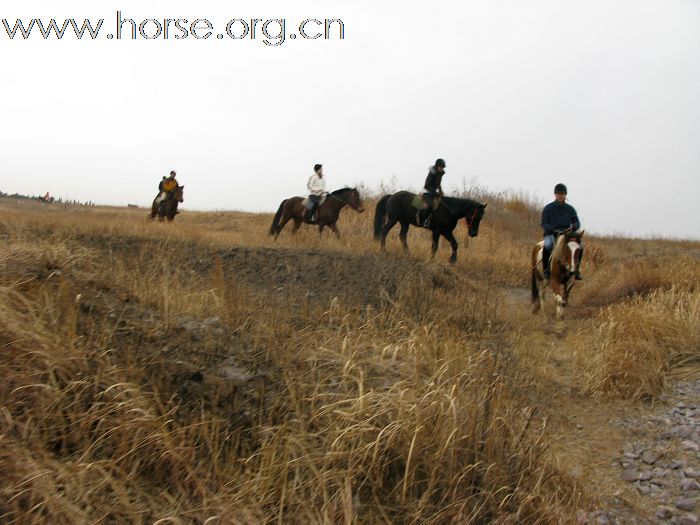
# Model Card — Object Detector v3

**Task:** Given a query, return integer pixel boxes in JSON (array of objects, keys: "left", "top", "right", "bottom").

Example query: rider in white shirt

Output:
[{"left": 307, "top": 164, "right": 326, "bottom": 222}]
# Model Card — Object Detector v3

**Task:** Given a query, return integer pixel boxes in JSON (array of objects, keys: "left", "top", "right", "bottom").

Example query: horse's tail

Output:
[
  {"left": 373, "top": 195, "right": 391, "bottom": 240},
  {"left": 270, "top": 200, "right": 286, "bottom": 236}
]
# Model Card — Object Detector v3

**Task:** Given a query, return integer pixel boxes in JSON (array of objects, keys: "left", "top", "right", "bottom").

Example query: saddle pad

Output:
[
  {"left": 302, "top": 195, "right": 328, "bottom": 209},
  {"left": 411, "top": 194, "right": 425, "bottom": 210}
]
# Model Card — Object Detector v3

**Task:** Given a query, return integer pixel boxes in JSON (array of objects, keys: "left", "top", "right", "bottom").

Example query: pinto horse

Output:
[
  {"left": 149, "top": 186, "right": 184, "bottom": 222},
  {"left": 269, "top": 187, "right": 365, "bottom": 240},
  {"left": 373, "top": 191, "right": 487, "bottom": 263},
  {"left": 531, "top": 230, "right": 584, "bottom": 319}
]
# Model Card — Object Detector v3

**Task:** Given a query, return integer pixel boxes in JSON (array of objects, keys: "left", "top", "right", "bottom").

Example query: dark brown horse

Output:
[
  {"left": 149, "top": 186, "right": 184, "bottom": 222},
  {"left": 269, "top": 187, "right": 365, "bottom": 239},
  {"left": 374, "top": 191, "right": 487, "bottom": 263},
  {"left": 531, "top": 230, "right": 584, "bottom": 319}
]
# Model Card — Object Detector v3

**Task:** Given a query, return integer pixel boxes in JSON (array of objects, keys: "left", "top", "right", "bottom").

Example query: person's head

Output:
[
  {"left": 314, "top": 164, "right": 323, "bottom": 177},
  {"left": 435, "top": 158, "right": 446, "bottom": 175},
  {"left": 169, "top": 171, "right": 177, "bottom": 179},
  {"left": 554, "top": 183, "right": 567, "bottom": 203}
]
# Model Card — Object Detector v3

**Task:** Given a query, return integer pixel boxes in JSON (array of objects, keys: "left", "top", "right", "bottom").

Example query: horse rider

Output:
[
  {"left": 307, "top": 163, "right": 326, "bottom": 222},
  {"left": 422, "top": 158, "right": 446, "bottom": 227},
  {"left": 541, "top": 183, "right": 583, "bottom": 280},
  {"left": 156, "top": 171, "right": 178, "bottom": 205}
]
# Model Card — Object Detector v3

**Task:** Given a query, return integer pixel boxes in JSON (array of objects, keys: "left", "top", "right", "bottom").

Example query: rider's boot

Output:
[
  {"left": 574, "top": 247, "right": 584, "bottom": 280},
  {"left": 542, "top": 247, "right": 551, "bottom": 279}
]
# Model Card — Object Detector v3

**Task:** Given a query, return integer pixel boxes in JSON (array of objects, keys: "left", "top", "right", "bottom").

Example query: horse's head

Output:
[
  {"left": 175, "top": 185, "right": 185, "bottom": 203},
  {"left": 466, "top": 203, "right": 487, "bottom": 237},
  {"left": 333, "top": 187, "right": 365, "bottom": 213},
  {"left": 348, "top": 187, "right": 365, "bottom": 213},
  {"left": 558, "top": 231, "right": 584, "bottom": 296}
]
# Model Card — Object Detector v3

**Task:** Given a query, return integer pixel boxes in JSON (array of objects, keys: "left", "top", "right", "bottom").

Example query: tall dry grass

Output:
[
  {"left": 0, "top": 200, "right": 583, "bottom": 524},
  {"left": 1, "top": 192, "right": 699, "bottom": 523},
  {"left": 583, "top": 287, "right": 700, "bottom": 400}
]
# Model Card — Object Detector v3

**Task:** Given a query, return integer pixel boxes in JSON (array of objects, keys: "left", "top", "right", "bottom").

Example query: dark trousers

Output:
[
  {"left": 308, "top": 195, "right": 320, "bottom": 218},
  {"left": 422, "top": 192, "right": 439, "bottom": 225}
]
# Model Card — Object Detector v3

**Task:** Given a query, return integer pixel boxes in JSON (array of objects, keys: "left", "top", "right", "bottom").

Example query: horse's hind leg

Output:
[
  {"left": 399, "top": 222, "right": 409, "bottom": 251},
  {"left": 276, "top": 214, "right": 294, "bottom": 238},
  {"left": 532, "top": 277, "right": 543, "bottom": 314},
  {"left": 380, "top": 217, "right": 399, "bottom": 252}
]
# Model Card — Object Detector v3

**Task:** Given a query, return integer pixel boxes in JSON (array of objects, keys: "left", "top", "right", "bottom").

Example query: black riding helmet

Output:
[
  {"left": 554, "top": 183, "right": 567, "bottom": 194},
  {"left": 435, "top": 158, "right": 446, "bottom": 168},
  {"left": 314, "top": 164, "right": 323, "bottom": 173}
]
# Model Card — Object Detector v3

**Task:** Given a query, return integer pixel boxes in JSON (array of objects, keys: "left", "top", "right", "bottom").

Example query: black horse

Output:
[{"left": 374, "top": 191, "right": 487, "bottom": 263}]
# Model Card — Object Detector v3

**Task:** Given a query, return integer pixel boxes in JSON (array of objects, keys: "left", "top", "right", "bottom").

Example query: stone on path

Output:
[
  {"left": 621, "top": 469, "right": 639, "bottom": 482},
  {"left": 677, "top": 498, "right": 696, "bottom": 512},
  {"left": 680, "top": 514, "right": 699, "bottom": 525}
]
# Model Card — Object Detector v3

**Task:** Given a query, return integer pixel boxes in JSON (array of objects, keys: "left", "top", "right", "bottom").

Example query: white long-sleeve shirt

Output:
[{"left": 307, "top": 173, "right": 326, "bottom": 196}]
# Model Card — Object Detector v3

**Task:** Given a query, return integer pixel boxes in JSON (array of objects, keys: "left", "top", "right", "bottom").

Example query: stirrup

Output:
[{"left": 543, "top": 269, "right": 551, "bottom": 279}]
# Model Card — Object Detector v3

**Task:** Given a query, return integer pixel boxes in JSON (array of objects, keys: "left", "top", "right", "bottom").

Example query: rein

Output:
[
  {"left": 328, "top": 190, "right": 358, "bottom": 210},
  {"left": 465, "top": 207, "right": 479, "bottom": 229}
]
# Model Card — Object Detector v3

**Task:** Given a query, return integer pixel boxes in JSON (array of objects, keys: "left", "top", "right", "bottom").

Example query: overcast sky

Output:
[{"left": 1, "top": 0, "right": 698, "bottom": 238}]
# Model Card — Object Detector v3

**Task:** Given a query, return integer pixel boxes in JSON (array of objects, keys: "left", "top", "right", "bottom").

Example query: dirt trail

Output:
[{"left": 501, "top": 287, "right": 700, "bottom": 524}]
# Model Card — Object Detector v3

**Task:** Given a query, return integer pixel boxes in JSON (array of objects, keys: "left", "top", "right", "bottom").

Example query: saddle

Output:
[
  {"left": 411, "top": 194, "right": 426, "bottom": 210},
  {"left": 302, "top": 194, "right": 328, "bottom": 209},
  {"left": 411, "top": 193, "right": 440, "bottom": 211}
]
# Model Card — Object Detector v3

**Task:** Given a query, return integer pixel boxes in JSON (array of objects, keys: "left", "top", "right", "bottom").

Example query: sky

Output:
[{"left": 0, "top": 0, "right": 698, "bottom": 239}]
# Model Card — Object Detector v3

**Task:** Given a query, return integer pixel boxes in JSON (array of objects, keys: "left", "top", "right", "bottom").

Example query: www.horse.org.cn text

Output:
[{"left": 1, "top": 12, "right": 346, "bottom": 46}]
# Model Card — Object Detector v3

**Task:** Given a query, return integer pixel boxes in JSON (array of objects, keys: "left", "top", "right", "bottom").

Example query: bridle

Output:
[
  {"left": 330, "top": 189, "right": 362, "bottom": 211},
  {"left": 465, "top": 207, "right": 480, "bottom": 230}
]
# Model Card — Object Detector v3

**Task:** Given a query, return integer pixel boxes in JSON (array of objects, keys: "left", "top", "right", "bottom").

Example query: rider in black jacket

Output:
[
  {"left": 541, "top": 183, "right": 583, "bottom": 279},
  {"left": 422, "top": 158, "right": 446, "bottom": 227}
]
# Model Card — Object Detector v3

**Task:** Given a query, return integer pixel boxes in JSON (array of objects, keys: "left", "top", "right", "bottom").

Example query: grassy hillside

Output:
[{"left": 1, "top": 193, "right": 698, "bottom": 524}]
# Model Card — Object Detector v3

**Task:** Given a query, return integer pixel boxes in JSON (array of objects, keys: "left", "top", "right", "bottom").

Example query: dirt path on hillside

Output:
[{"left": 501, "top": 287, "right": 700, "bottom": 524}]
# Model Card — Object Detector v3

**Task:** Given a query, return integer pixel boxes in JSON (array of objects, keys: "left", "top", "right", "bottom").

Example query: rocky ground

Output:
[{"left": 581, "top": 381, "right": 700, "bottom": 524}]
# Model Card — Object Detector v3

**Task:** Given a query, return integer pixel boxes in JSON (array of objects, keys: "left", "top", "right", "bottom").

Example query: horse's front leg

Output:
[
  {"left": 443, "top": 230, "right": 459, "bottom": 264},
  {"left": 552, "top": 281, "right": 565, "bottom": 320},
  {"left": 319, "top": 224, "right": 325, "bottom": 236},
  {"left": 329, "top": 223, "right": 341, "bottom": 239},
  {"left": 431, "top": 230, "right": 440, "bottom": 260}
]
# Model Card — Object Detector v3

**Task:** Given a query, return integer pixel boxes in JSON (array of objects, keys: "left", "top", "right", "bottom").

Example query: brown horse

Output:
[
  {"left": 149, "top": 186, "right": 184, "bottom": 222},
  {"left": 269, "top": 187, "right": 365, "bottom": 239},
  {"left": 531, "top": 230, "right": 584, "bottom": 319}
]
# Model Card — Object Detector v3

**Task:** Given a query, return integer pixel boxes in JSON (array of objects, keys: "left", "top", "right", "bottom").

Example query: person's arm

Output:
[
  {"left": 424, "top": 172, "right": 435, "bottom": 192},
  {"left": 569, "top": 206, "right": 581, "bottom": 230},
  {"left": 541, "top": 206, "right": 553, "bottom": 234}
]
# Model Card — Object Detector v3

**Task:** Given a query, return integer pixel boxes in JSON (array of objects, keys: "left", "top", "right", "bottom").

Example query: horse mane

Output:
[
  {"left": 442, "top": 196, "right": 485, "bottom": 208},
  {"left": 551, "top": 234, "right": 567, "bottom": 263},
  {"left": 330, "top": 187, "right": 354, "bottom": 195}
]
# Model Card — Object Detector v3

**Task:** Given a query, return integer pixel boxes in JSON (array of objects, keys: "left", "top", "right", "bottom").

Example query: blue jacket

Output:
[{"left": 541, "top": 201, "right": 580, "bottom": 235}]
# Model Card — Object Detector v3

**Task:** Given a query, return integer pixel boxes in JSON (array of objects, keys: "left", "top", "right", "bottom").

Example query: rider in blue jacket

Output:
[{"left": 541, "top": 183, "right": 583, "bottom": 280}]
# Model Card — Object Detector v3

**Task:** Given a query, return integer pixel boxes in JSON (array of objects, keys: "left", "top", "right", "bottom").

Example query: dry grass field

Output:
[{"left": 1, "top": 191, "right": 699, "bottom": 524}]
